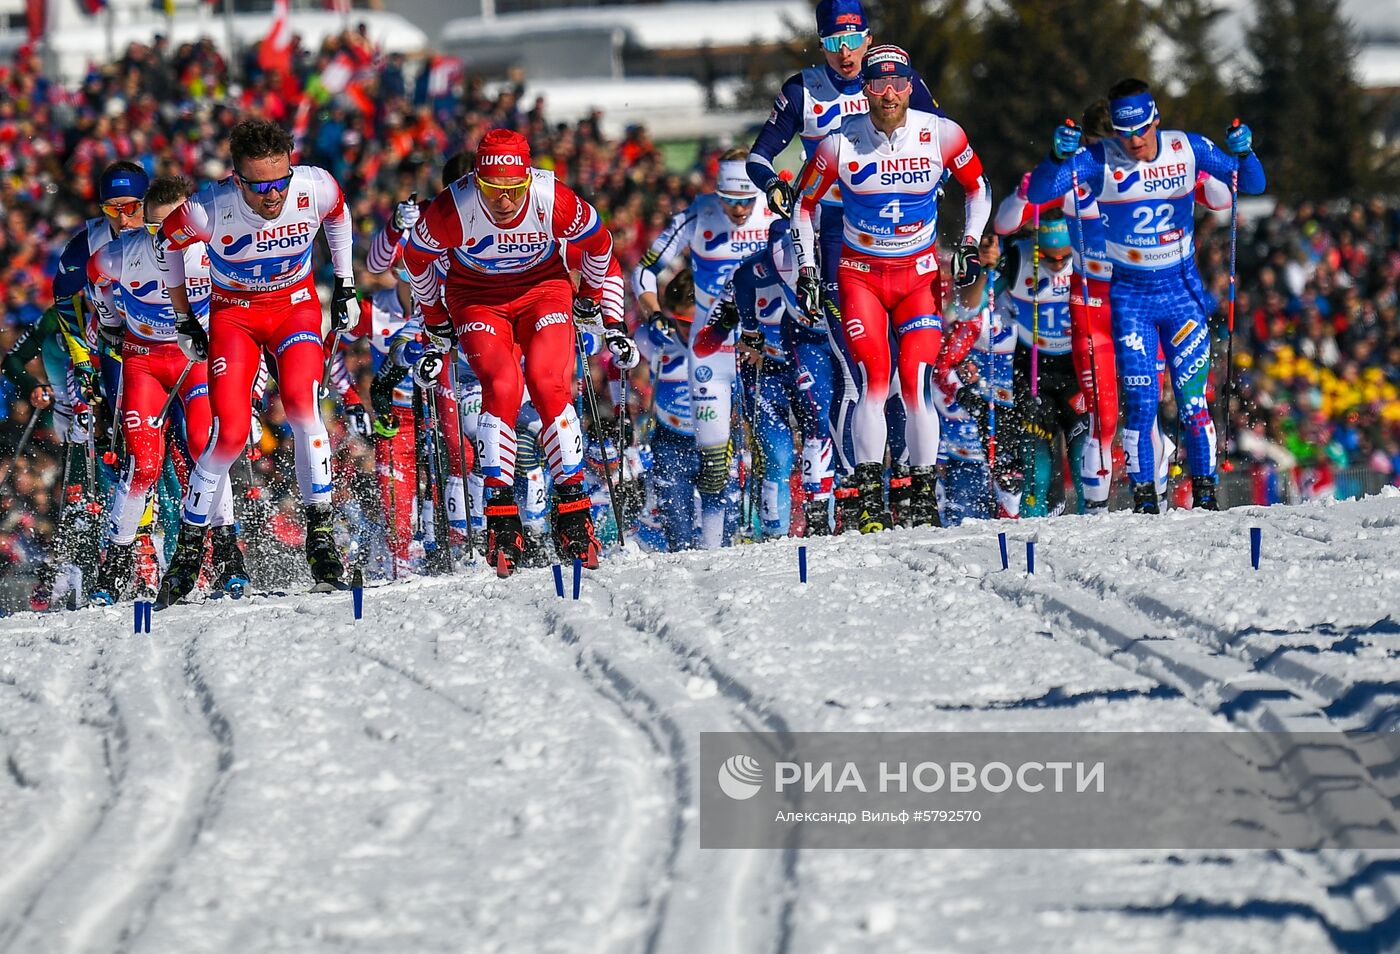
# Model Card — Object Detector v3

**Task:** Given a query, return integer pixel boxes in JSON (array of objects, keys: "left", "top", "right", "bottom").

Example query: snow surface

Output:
[{"left": 3, "top": 495, "right": 1400, "bottom": 952}]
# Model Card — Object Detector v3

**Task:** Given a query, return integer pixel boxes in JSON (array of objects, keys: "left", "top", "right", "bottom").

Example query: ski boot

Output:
[
  {"left": 157, "top": 522, "right": 208, "bottom": 607},
  {"left": 552, "top": 482, "right": 601, "bottom": 569},
  {"left": 90, "top": 541, "right": 135, "bottom": 606},
  {"left": 834, "top": 481, "right": 861, "bottom": 535},
  {"left": 854, "top": 462, "right": 891, "bottom": 533},
  {"left": 803, "top": 496, "right": 832, "bottom": 537},
  {"left": 909, "top": 466, "right": 942, "bottom": 528},
  {"left": 305, "top": 503, "right": 346, "bottom": 591},
  {"left": 888, "top": 463, "right": 913, "bottom": 528},
  {"left": 1084, "top": 499, "right": 1110, "bottom": 517},
  {"left": 29, "top": 563, "right": 55, "bottom": 611},
  {"left": 210, "top": 524, "right": 250, "bottom": 597},
  {"left": 485, "top": 488, "right": 525, "bottom": 579},
  {"left": 1131, "top": 482, "right": 1161, "bottom": 515},
  {"left": 522, "top": 525, "right": 555, "bottom": 568},
  {"left": 1191, "top": 475, "right": 1220, "bottom": 512}
]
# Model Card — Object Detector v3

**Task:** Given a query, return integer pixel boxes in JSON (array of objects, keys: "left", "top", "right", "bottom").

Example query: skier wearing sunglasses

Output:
[
  {"left": 746, "top": 0, "right": 943, "bottom": 533},
  {"left": 156, "top": 119, "right": 356, "bottom": 601},
  {"left": 402, "top": 129, "right": 636, "bottom": 577}
]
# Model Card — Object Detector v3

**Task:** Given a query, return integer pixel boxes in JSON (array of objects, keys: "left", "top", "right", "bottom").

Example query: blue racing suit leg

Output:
[
  {"left": 793, "top": 340, "right": 835, "bottom": 497},
  {"left": 1112, "top": 267, "right": 1217, "bottom": 484},
  {"left": 651, "top": 424, "right": 699, "bottom": 551},
  {"left": 754, "top": 361, "right": 795, "bottom": 538}
]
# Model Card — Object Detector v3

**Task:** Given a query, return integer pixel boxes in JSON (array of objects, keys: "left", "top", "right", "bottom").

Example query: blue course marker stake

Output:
[
  {"left": 572, "top": 558, "right": 582, "bottom": 600},
  {"left": 553, "top": 564, "right": 565, "bottom": 598},
  {"left": 1026, "top": 539, "right": 1036, "bottom": 575},
  {"left": 351, "top": 568, "right": 364, "bottom": 621},
  {"left": 1250, "top": 526, "right": 1261, "bottom": 570},
  {"left": 134, "top": 602, "right": 142, "bottom": 634},
  {"left": 798, "top": 545, "right": 808, "bottom": 583},
  {"left": 998, "top": 532, "right": 1009, "bottom": 571},
  {"left": 134, "top": 602, "right": 151, "bottom": 634}
]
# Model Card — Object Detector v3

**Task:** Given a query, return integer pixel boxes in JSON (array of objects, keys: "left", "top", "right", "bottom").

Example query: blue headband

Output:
[
  {"left": 1109, "top": 92, "right": 1158, "bottom": 134},
  {"left": 99, "top": 167, "right": 149, "bottom": 201}
]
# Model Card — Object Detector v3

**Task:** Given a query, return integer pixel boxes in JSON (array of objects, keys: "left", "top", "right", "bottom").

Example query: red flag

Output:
[
  {"left": 257, "top": 0, "right": 291, "bottom": 75},
  {"left": 26, "top": 0, "right": 45, "bottom": 41}
]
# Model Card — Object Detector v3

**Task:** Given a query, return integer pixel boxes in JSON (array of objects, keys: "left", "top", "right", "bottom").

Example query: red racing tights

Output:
[
  {"left": 837, "top": 250, "right": 944, "bottom": 467},
  {"left": 445, "top": 267, "right": 584, "bottom": 490}
]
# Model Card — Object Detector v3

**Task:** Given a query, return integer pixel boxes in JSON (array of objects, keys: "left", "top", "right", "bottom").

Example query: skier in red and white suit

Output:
[
  {"left": 793, "top": 45, "right": 991, "bottom": 531},
  {"left": 402, "top": 129, "right": 637, "bottom": 576},
  {"left": 157, "top": 119, "right": 356, "bottom": 601}
]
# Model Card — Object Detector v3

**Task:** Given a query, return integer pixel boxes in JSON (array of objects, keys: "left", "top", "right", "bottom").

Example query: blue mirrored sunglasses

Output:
[
  {"left": 821, "top": 31, "right": 868, "bottom": 53},
  {"left": 238, "top": 170, "right": 294, "bottom": 194},
  {"left": 717, "top": 193, "right": 756, "bottom": 207}
]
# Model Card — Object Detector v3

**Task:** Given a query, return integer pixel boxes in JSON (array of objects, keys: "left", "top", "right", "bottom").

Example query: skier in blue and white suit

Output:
[
  {"left": 1027, "top": 78, "right": 1264, "bottom": 513},
  {"left": 745, "top": 0, "right": 943, "bottom": 526},
  {"left": 701, "top": 220, "right": 836, "bottom": 537}
]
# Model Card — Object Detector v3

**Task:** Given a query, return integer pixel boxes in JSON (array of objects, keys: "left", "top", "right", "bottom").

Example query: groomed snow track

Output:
[{"left": 1, "top": 492, "right": 1398, "bottom": 952}]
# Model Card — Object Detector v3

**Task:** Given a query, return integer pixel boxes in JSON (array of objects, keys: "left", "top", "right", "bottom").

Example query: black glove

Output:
[
  {"left": 603, "top": 321, "right": 640, "bottom": 370},
  {"left": 952, "top": 243, "right": 981, "bottom": 288},
  {"left": 372, "top": 413, "right": 400, "bottom": 439},
  {"left": 370, "top": 363, "right": 409, "bottom": 418},
  {"left": 647, "top": 311, "right": 669, "bottom": 334},
  {"left": 344, "top": 403, "right": 372, "bottom": 437},
  {"left": 712, "top": 298, "right": 740, "bottom": 333},
  {"left": 955, "top": 384, "right": 987, "bottom": 418},
  {"left": 97, "top": 321, "right": 124, "bottom": 351},
  {"left": 796, "top": 267, "right": 822, "bottom": 324},
  {"left": 175, "top": 312, "right": 208, "bottom": 362},
  {"left": 763, "top": 176, "right": 796, "bottom": 218},
  {"left": 331, "top": 277, "right": 356, "bottom": 333},
  {"left": 573, "top": 296, "right": 604, "bottom": 333}
]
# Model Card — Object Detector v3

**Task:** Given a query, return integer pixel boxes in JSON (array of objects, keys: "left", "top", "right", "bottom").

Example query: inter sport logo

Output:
[{"left": 718, "top": 755, "right": 763, "bottom": 800}]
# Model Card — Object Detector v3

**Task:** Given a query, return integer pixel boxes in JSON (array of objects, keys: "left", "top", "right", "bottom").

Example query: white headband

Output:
[{"left": 716, "top": 160, "right": 758, "bottom": 199}]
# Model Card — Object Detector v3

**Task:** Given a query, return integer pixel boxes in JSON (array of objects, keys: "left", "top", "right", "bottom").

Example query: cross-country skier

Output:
[
  {"left": 793, "top": 44, "right": 991, "bottom": 530},
  {"left": 747, "top": 0, "right": 945, "bottom": 532},
  {"left": 1027, "top": 79, "right": 1265, "bottom": 512},
  {"left": 87, "top": 174, "right": 244, "bottom": 603},
  {"left": 631, "top": 147, "right": 778, "bottom": 549},
  {"left": 403, "top": 129, "right": 637, "bottom": 577},
  {"left": 697, "top": 220, "right": 836, "bottom": 537},
  {"left": 157, "top": 118, "right": 356, "bottom": 600}
]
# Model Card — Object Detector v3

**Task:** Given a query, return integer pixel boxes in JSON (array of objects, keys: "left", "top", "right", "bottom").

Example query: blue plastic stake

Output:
[
  {"left": 134, "top": 602, "right": 151, "bottom": 633},
  {"left": 134, "top": 602, "right": 142, "bottom": 634},
  {"left": 553, "top": 564, "right": 565, "bottom": 598},
  {"left": 572, "top": 557, "right": 582, "bottom": 600},
  {"left": 1026, "top": 539, "right": 1036, "bottom": 575},
  {"left": 998, "top": 531, "right": 1009, "bottom": 571},
  {"left": 1250, "top": 526, "right": 1261, "bottom": 570},
  {"left": 798, "top": 545, "right": 808, "bottom": 583},
  {"left": 353, "top": 586, "right": 363, "bottom": 620}
]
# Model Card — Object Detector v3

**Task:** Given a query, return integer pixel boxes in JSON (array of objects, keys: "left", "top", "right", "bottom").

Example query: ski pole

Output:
[
  {"left": 0, "top": 408, "right": 43, "bottom": 497},
  {"left": 1031, "top": 203, "right": 1041, "bottom": 399},
  {"left": 447, "top": 356, "right": 475, "bottom": 561},
  {"left": 1220, "top": 120, "right": 1242, "bottom": 471},
  {"left": 154, "top": 359, "right": 195, "bottom": 430},
  {"left": 1068, "top": 148, "right": 1108, "bottom": 478},
  {"left": 575, "top": 330, "right": 626, "bottom": 544}
]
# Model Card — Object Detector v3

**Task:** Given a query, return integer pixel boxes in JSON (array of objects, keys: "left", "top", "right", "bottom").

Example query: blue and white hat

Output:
[
  {"left": 816, "top": 0, "right": 868, "bottom": 38},
  {"left": 1109, "top": 90, "right": 1159, "bottom": 135}
]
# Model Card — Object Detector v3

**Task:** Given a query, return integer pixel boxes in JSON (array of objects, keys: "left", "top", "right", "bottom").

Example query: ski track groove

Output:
[{"left": 963, "top": 520, "right": 1400, "bottom": 950}]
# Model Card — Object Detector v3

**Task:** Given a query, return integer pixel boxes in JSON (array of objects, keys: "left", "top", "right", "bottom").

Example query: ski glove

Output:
[
  {"left": 712, "top": 298, "right": 740, "bottom": 333},
  {"left": 1052, "top": 120, "right": 1082, "bottom": 161},
  {"left": 373, "top": 413, "right": 400, "bottom": 439},
  {"left": 763, "top": 176, "right": 796, "bottom": 218},
  {"left": 412, "top": 350, "right": 445, "bottom": 389},
  {"left": 331, "top": 277, "right": 356, "bottom": 333},
  {"left": 796, "top": 267, "right": 822, "bottom": 325},
  {"left": 1225, "top": 119, "right": 1253, "bottom": 158},
  {"left": 344, "top": 403, "right": 372, "bottom": 438},
  {"left": 604, "top": 322, "right": 640, "bottom": 370},
  {"left": 392, "top": 198, "right": 421, "bottom": 233},
  {"left": 175, "top": 312, "right": 208, "bottom": 362},
  {"left": 952, "top": 242, "right": 982, "bottom": 288},
  {"left": 74, "top": 363, "right": 101, "bottom": 404},
  {"left": 98, "top": 321, "right": 124, "bottom": 351},
  {"left": 572, "top": 296, "right": 605, "bottom": 334}
]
